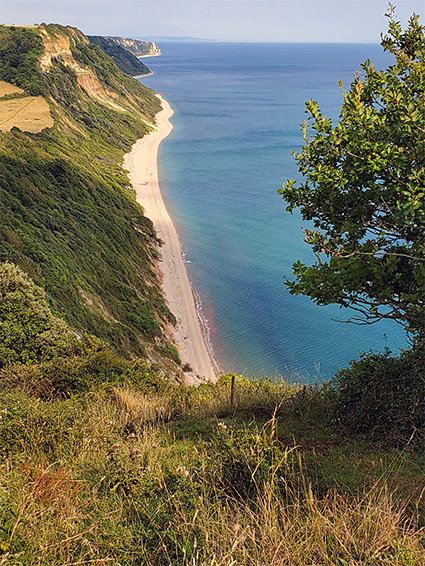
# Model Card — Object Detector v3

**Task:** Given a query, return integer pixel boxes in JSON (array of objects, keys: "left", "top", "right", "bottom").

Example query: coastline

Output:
[{"left": 123, "top": 95, "right": 217, "bottom": 384}]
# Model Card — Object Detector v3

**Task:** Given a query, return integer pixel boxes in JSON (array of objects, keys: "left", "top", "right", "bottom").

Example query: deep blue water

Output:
[{"left": 139, "top": 43, "right": 406, "bottom": 382}]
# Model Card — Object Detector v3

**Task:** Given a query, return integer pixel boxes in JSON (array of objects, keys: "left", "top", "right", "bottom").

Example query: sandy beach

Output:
[{"left": 123, "top": 95, "right": 217, "bottom": 384}]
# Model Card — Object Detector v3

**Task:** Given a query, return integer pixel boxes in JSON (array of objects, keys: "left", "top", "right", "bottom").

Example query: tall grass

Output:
[{"left": 166, "top": 477, "right": 424, "bottom": 566}]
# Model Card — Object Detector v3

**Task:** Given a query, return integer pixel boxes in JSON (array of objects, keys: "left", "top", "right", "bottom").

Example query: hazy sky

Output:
[{"left": 1, "top": 0, "right": 423, "bottom": 42}]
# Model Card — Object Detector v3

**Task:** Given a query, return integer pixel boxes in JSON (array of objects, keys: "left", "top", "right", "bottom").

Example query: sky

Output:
[{"left": 1, "top": 0, "right": 424, "bottom": 43}]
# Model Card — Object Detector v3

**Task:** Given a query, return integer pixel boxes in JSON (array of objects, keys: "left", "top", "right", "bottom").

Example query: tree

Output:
[
  {"left": 0, "top": 262, "right": 81, "bottom": 367},
  {"left": 279, "top": 8, "right": 425, "bottom": 337}
]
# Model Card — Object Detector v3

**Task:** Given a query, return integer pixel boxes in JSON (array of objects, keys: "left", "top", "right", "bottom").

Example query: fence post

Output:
[{"left": 230, "top": 374, "right": 235, "bottom": 406}]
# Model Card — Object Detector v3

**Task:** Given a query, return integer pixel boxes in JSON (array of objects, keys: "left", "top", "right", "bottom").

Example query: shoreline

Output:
[
  {"left": 137, "top": 54, "right": 161, "bottom": 59},
  {"left": 123, "top": 95, "right": 218, "bottom": 384},
  {"left": 133, "top": 71, "right": 154, "bottom": 79}
]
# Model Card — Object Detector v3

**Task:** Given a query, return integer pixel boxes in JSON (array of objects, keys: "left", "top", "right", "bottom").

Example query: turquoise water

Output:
[{"left": 139, "top": 43, "right": 406, "bottom": 382}]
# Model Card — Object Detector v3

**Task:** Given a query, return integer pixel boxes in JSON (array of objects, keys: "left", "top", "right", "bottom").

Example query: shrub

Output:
[
  {"left": 0, "top": 262, "right": 82, "bottom": 367},
  {"left": 206, "top": 419, "right": 285, "bottom": 499},
  {"left": 1, "top": 349, "right": 170, "bottom": 399},
  {"left": 333, "top": 344, "right": 425, "bottom": 445}
]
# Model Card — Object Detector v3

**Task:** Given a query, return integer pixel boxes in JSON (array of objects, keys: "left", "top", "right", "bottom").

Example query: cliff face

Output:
[
  {"left": 105, "top": 36, "right": 161, "bottom": 57},
  {"left": 39, "top": 27, "right": 127, "bottom": 111},
  {"left": 0, "top": 24, "right": 181, "bottom": 372},
  {"left": 36, "top": 24, "right": 154, "bottom": 114},
  {"left": 38, "top": 25, "right": 88, "bottom": 71}
]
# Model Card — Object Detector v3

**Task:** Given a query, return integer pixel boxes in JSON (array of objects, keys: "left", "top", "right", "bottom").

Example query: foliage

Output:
[
  {"left": 0, "top": 262, "right": 84, "bottom": 367},
  {"left": 0, "top": 375, "right": 424, "bottom": 564},
  {"left": 206, "top": 419, "right": 283, "bottom": 498},
  {"left": 0, "top": 261, "right": 176, "bottom": 400},
  {"left": 0, "top": 27, "right": 44, "bottom": 95},
  {"left": 333, "top": 343, "right": 425, "bottom": 444},
  {"left": 279, "top": 9, "right": 425, "bottom": 336},
  {"left": 0, "top": 143, "right": 169, "bottom": 356},
  {"left": 1, "top": 358, "right": 168, "bottom": 409}
]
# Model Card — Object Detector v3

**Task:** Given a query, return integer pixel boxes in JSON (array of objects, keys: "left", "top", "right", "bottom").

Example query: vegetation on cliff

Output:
[
  {"left": 88, "top": 35, "right": 152, "bottom": 76},
  {"left": 0, "top": 24, "right": 180, "bottom": 366}
]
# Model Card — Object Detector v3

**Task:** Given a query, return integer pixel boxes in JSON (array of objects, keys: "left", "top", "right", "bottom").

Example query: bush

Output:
[
  {"left": 0, "top": 27, "right": 44, "bottom": 94},
  {"left": 1, "top": 350, "right": 170, "bottom": 399},
  {"left": 333, "top": 344, "right": 425, "bottom": 445},
  {"left": 0, "top": 262, "right": 83, "bottom": 367}
]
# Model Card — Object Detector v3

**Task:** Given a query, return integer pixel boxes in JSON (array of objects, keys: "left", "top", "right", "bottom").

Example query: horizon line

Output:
[{"left": 1, "top": 24, "right": 383, "bottom": 44}]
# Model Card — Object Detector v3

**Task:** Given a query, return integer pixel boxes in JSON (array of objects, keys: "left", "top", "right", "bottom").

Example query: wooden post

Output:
[{"left": 230, "top": 374, "right": 235, "bottom": 406}]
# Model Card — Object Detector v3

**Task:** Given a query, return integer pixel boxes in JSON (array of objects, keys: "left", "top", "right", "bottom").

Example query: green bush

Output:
[
  {"left": 0, "top": 262, "right": 82, "bottom": 367},
  {"left": 0, "top": 27, "right": 44, "bottom": 94},
  {"left": 1, "top": 348, "right": 170, "bottom": 399},
  {"left": 333, "top": 345, "right": 425, "bottom": 445}
]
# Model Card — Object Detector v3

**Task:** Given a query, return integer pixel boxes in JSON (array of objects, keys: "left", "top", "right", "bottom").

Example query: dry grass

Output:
[
  {"left": 0, "top": 81, "right": 24, "bottom": 97},
  {"left": 157, "top": 419, "right": 425, "bottom": 566},
  {"left": 170, "top": 483, "right": 425, "bottom": 566},
  {"left": 0, "top": 95, "right": 53, "bottom": 132},
  {"left": 112, "top": 386, "right": 172, "bottom": 429}
]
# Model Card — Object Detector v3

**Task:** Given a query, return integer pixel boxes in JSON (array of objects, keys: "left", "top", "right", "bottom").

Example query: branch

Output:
[
  {"left": 333, "top": 250, "right": 425, "bottom": 261},
  {"left": 331, "top": 304, "right": 406, "bottom": 326}
]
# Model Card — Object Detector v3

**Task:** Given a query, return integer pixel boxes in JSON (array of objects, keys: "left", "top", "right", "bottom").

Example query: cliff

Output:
[
  {"left": 0, "top": 24, "right": 181, "bottom": 372},
  {"left": 102, "top": 36, "right": 162, "bottom": 57}
]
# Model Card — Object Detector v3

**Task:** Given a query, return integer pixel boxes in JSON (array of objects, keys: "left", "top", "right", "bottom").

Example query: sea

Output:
[{"left": 138, "top": 42, "right": 406, "bottom": 383}]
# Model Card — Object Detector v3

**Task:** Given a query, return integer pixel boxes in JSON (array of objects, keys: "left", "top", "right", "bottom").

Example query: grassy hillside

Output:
[
  {"left": 0, "top": 24, "right": 180, "bottom": 368},
  {"left": 1, "top": 358, "right": 424, "bottom": 564}
]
